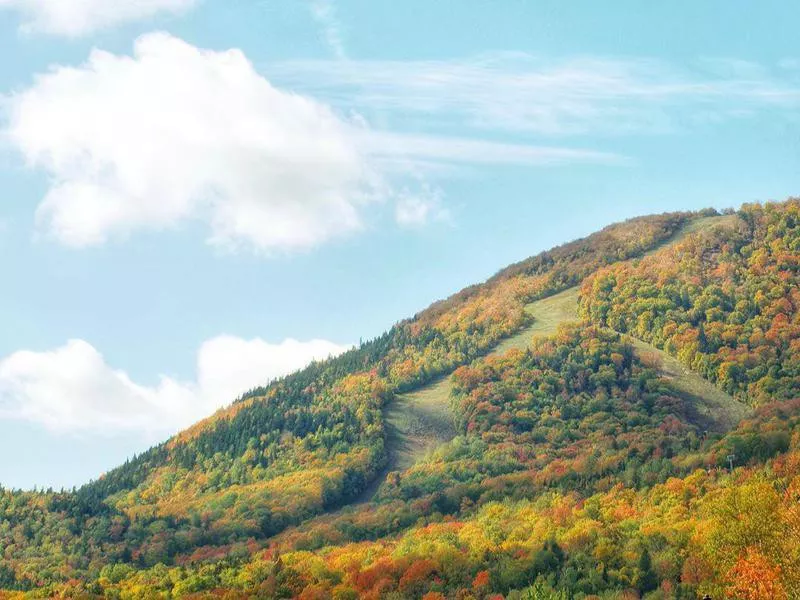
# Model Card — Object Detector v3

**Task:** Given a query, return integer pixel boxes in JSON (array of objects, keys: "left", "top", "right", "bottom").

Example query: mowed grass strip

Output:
[
  {"left": 491, "top": 286, "right": 580, "bottom": 356},
  {"left": 386, "top": 286, "right": 583, "bottom": 473},
  {"left": 375, "top": 216, "right": 749, "bottom": 492}
]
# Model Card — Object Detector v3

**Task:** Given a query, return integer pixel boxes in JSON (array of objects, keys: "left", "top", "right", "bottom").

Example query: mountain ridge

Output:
[{"left": 1, "top": 199, "right": 799, "bottom": 599}]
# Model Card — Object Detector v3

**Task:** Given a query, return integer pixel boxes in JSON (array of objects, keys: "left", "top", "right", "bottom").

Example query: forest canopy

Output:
[{"left": 1, "top": 199, "right": 799, "bottom": 599}]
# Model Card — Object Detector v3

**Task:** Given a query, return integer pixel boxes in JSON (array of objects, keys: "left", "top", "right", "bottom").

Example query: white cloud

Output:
[
  {"left": 4, "top": 34, "right": 623, "bottom": 249},
  {"left": 0, "top": 0, "right": 197, "bottom": 36},
  {"left": 308, "top": 0, "right": 346, "bottom": 60},
  {"left": 364, "top": 131, "right": 624, "bottom": 168},
  {"left": 195, "top": 336, "right": 346, "bottom": 409},
  {"left": 0, "top": 336, "right": 349, "bottom": 435},
  {"left": 6, "top": 32, "right": 377, "bottom": 251},
  {"left": 394, "top": 186, "right": 449, "bottom": 228},
  {"left": 271, "top": 54, "right": 800, "bottom": 136}
]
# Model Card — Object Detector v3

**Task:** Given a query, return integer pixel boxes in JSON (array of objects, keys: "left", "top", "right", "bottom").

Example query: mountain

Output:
[{"left": 1, "top": 199, "right": 799, "bottom": 599}]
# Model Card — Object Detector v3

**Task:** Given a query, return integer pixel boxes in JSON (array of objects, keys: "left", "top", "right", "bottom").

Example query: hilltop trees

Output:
[
  {"left": 4, "top": 201, "right": 800, "bottom": 598},
  {"left": 581, "top": 200, "right": 800, "bottom": 405}
]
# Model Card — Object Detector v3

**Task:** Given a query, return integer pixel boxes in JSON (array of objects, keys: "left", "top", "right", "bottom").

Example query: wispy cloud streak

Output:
[
  {"left": 270, "top": 54, "right": 800, "bottom": 136},
  {"left": 359, "top": 131, "right": 625, "bottom": 168},
  {"left": 308, "top": 0, "right": 347, "bottom": 60}
]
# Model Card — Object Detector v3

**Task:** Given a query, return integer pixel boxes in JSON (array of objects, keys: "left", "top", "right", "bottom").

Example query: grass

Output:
[
  {"left": 350, "top": 378, "right": 456, "bottom": 503},
  {"left": 376, "top": 286, "right": 584, "bottom": 485},
  {"left": 635, "top": 213, "right": 750, "bottom": 429},
  {"left": 643, "top": 213, "right": 741, "bottom": 258},
  {"left": 630, "top": 337, "right": 750, "bottom": 432},
  {"left": 491, "top": 286, "right": 580, "bottom": 356},
  {"left": 385, "top": 378, "right": 456, "bottom": 472},
  {"left": 357, "top": 213, "right": 750, "bottom": 502},
  {"left": 489, "top": 279, "right": 749, "bottom": 431}
]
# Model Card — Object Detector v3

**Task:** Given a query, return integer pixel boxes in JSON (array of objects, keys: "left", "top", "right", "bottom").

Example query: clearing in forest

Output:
[
  {"left": 491, "top": 286, "right": 580, "bottom": 356},
  {"left": 629, "top": 337, "right": 750, "bottom": 432},
  {"left": 366, "top": 213, "right": 750, "bottom": 500},
  {"left": 382, "top": 285, "right": 582, "bottom": 480},
  {"left": 643, "top": 213, "right": 741, "bottom": 258}
]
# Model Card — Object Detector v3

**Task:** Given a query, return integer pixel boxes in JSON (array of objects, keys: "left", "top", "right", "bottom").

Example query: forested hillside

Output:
[{"left": 1, "top": 199, "right": 799, "bottom": 599}]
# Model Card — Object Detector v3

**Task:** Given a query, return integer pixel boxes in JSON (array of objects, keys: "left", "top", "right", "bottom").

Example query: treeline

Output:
[
  {"left": 23, "top": 325, "right": 800, "bottom": 598},
  {"left": 581, "top": 200, "right": 800, "bottom": 404},
  {"left": 6, "top": 203, "right": 793, "bottom": 597}
]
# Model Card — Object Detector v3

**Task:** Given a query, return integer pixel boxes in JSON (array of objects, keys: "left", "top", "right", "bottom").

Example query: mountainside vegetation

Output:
[{"left": 1, "top": 199, "right": 799, "bottom": 599}]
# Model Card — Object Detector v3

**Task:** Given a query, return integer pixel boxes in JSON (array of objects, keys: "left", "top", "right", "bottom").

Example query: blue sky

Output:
[{"left": 0, "top": 0, "right": 797, "bottom": 490}]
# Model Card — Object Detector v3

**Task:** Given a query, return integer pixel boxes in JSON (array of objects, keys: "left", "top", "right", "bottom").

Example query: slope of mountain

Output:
[{"left": 1, "top": 200, "right": 799, "bottom": 599}]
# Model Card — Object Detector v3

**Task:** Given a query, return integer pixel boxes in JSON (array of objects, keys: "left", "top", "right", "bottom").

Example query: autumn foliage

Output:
[{"left": 2, "top": 200, "right": 800, "bottom": 599}]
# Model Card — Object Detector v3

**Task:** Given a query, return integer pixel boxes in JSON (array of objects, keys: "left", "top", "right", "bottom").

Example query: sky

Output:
[{"left": 0, "top": 0, "right": 797, "bottom": 490}]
